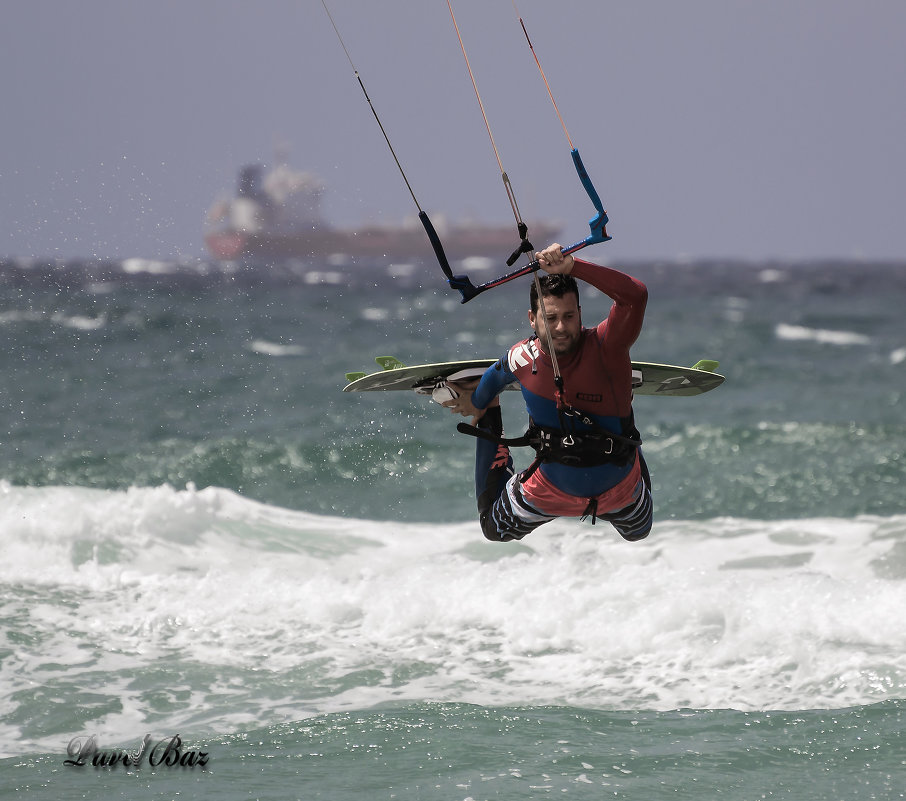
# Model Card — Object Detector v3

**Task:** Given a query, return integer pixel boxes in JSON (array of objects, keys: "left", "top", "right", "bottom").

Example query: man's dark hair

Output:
[{"left": 530, "top": 273, "right": 580, "bottom": 315}]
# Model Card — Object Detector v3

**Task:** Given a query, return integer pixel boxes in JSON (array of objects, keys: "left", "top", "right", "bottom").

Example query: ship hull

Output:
[{"left": 204, "top": 223, "right": 562, "bottom": 263}]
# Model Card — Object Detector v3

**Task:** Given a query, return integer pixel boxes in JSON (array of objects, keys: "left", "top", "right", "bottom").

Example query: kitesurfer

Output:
[{"left": 443, "top": 243, "right": 652, "bottom": 542}]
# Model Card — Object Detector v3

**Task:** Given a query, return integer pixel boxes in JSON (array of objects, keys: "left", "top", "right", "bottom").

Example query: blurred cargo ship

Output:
[{"left": 204, "top": 162, "right": 560, "bottom": 262}]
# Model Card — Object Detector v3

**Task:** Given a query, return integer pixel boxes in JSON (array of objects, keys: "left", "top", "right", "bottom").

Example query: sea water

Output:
[{"left": 1, "top": 257, "right": 904, "bottom": 799}]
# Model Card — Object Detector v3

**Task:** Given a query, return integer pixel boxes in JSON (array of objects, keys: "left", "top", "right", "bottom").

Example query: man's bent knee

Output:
[
  {"left": 480, "top": 512, "right": 503, "bottom": 541},
  {"left": 619, "top": 527, "right": 651, "bottom": 542},
  {"left": 480, "top": 511, "right": 524, "bottom": 542}
]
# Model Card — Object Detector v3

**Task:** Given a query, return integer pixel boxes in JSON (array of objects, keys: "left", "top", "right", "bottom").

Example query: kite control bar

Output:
[{"left": 441, "top": 148, "right": 611, "bottom": 303}]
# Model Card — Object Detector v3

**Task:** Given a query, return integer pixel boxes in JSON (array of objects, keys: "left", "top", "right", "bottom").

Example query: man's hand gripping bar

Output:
[{"left": 446, "top": 149, "right": 611, "bottom": 303}]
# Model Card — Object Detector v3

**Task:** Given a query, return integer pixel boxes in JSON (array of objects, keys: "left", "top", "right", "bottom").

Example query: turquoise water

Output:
[
  {"left": 1, "top": 257, "right": 905, "bottom": 799},
  {"left": 8, "top": 703, "right": 906, "bottom": 799}
]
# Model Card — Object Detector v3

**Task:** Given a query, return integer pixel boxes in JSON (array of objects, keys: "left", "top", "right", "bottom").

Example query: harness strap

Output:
[
  {"left": 456, "top": 421, "right": 639, "bottom": 451},
  {"left": 456, "top": 422, "right": 533, "bottom": 449},
  {"left": 456, "top": 415, "right": 641, "bottom": 483},
  {"left": 581, "top": 497, "right": 598, "bottom": 525}
]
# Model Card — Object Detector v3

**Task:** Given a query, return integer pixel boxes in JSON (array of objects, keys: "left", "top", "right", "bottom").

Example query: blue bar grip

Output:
[
  {"left": 571, "top": 148, "right": 604, "bottom": 213},
  {"left": 570, "top": 148, "right": 610, "bottom": 246}
]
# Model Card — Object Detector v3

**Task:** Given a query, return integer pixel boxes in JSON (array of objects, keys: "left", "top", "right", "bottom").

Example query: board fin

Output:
[
  {"left": 691, "top": 359, "right": 720, "bottom": 372},
  {"left": 375, "top": 356, "right": 407, "bottom": 371},
  {"left": 346, "top": 356, "right": 407, "bottom": 382}
]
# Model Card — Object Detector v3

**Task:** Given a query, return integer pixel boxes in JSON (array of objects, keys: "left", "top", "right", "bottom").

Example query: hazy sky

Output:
[{"left": 2, "top": 0, "right": 904, "bottom": 262}]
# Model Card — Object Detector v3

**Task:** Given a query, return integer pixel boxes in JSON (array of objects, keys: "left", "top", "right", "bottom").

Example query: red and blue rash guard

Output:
[{"left": 472, "top": 258, "right": 648, "bottom": 500}]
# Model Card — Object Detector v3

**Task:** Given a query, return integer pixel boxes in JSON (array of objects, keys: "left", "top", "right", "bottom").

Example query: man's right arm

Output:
[
  {"left": 472, "top": 358, "right": 516, "bottom": 409},
  {"left": 445, "top": 357, "right": 515, "bottom": 424}
]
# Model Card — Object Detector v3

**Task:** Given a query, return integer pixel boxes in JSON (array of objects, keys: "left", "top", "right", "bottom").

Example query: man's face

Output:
[{"left": 528, "top": 293, "right": 582, "bottom": 356}]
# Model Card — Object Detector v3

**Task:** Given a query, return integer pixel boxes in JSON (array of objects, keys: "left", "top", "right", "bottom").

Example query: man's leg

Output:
[
  {"left": 482, "top": 473, "right": 557, "bottom": 542},
  {"left": 474, "top": 405, "right": 553, "bottom": 542},
  {"left": 600, "top": 451, "right": 653, "bottom": 541}
]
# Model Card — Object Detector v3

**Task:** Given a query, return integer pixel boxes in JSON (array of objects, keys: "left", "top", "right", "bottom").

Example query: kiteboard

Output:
[{"left": 344, "top": 356, "right": 724, "bottom": 397}]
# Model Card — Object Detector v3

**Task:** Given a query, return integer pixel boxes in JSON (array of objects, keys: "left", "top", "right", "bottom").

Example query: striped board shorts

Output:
[{"left": 480, "top": 455, "right": 653, "bottom": 543}]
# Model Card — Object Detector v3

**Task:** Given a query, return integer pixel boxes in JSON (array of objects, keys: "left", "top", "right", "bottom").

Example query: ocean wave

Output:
[
  {"left": 4, "top": 420, "right": 904, "bottom": 523},
  {"left": 2, "top": 483, "right": 905, "bottom": 756}
]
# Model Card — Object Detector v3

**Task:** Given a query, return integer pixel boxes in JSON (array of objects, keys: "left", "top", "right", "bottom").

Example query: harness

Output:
[{"left": 457, "top": 407, "right": 641, "bottom": 482}]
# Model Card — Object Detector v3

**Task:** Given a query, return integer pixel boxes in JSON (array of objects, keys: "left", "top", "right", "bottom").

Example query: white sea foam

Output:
[
  {"left": 304, "top": 270, "right": 343, "bottom": 285},
  {"left": 2, "top": 482, "right": 905, "bottom": 756},
  {"left": 775, "top": 323, "right": 871, "bottom": 346},
  {"left": 361, "top": 307, "right": 390, "bottom": 321},
  {"left": 50, "top": 312, "right": 107, "bottom": 330},
  {"left": 758, "top": 269, "right": 787, "bottom": 283},
  {"left": 120, "top": 257, "right": 176, "bottom": 275},
  {"left": 0, "top": 309, "right": 46, "bottom": 324},
  {"left": 246, "top": 339, "right": 306, "bottom": 356},
  {"left": 458, "top": 256, "right": 495, "bottom": 272},
  {"left": 387, "top": 262, "right": 416, "bottom": 278},
  {"left": 0, "top": 310, "right": 107, "bottom": 330}
]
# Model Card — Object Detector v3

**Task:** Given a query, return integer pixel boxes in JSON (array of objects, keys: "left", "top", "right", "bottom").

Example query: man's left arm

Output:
[
  {"left": 535, "top": 244, "right": 647, "bottom": 348},
  {"left": 571, "top": 258, "right": 648, "bottom": 348}
]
